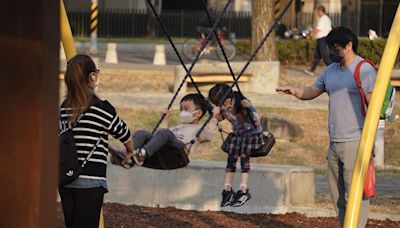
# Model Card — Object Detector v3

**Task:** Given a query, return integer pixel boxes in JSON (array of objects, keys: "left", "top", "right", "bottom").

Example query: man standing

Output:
[
  {"left": 276, "top": 27, "right": 376, "bottom": 228},
  {"left": 305, "top": 5, "right": 333, "bottom": 76}
]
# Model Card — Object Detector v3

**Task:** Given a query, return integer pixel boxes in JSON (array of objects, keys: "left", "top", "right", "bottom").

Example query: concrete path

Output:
[
  {"left": 99, "top": 92, "right": 329, "bottom": 110},
  {"left": 76, "top": 41, "right": 247, "bottom": 65},
  {"left": 315, "top": 175, "right": 400, "bottom": 195}
]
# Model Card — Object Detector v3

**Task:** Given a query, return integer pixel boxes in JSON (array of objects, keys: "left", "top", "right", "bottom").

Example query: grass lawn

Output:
[{"left": 112, "top": 105, "right": 400, "bottom": 173}]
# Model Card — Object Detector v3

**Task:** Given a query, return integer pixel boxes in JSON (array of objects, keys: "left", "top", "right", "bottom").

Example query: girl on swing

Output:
[
  {"left": 110, "top": 93, "right": 219, "bottom": 167},
  {"left": 208, "top": 83, "right": 264, "bottom": 207}
]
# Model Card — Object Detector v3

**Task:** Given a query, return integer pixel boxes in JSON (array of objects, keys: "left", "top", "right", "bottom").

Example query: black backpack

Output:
[{"left": 59, "top": 113, "right": 101, "bottom": 186}]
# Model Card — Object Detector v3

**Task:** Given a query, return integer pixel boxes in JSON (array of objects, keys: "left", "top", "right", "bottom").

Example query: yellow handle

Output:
[
  {"left": 60, "top": 0, "right": 77, "bottom": 61},
  {"left": 99, "top": 207, "right": 104, "bottom": 228}
]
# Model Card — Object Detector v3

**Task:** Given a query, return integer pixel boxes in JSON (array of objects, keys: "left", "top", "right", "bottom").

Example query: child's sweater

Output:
[
  {"left": 170, "top": 117, "right": 218, "bottom": 153},
  {"left": 222, "top": 105, "right": 262, "bottom": 136}
]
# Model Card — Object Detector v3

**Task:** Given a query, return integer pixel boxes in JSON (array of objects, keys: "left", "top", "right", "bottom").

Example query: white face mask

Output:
[{"left": 179, "top": 111, "right": 195, "bottom": 124}]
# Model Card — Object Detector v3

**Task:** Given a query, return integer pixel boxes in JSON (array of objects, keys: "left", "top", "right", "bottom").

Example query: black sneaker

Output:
[
  {"left": 230, "top": 189, "right": 251, "bottom": 207},
  {"left": 221, "top": 189, "right": 234, "bottom": 207},
  {"left": 133, "top": 148, "right": 147, "bottom": 166}
]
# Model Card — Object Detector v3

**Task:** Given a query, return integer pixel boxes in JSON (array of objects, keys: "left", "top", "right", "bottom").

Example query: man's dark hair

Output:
[
  {"left": 208, "top": 83, "right": 233, "bottom": 106},
  {"left": 326, "top": 26, "right": 358, "bottom": 52},
  {"left": 180, "top": 93, "right": 210, "bottom": 119}
]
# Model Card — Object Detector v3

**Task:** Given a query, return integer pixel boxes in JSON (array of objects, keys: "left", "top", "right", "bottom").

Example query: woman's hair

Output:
[
  {"left": 180, "top": 93, "right": 210, "bottom": 119},
  {"left": 326, "top": 26, "right": 358, "bottom": 53},
  {"left": 64, "top": 54, "right": 97, "bottom": 122},
  {"left": 208, "top": 83, "right": 233, "bottom": 106}
]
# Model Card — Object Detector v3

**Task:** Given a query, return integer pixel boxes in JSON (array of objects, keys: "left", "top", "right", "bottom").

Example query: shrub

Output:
[{"left": 236, "top": 39, "right": 399, "bottom": 66}]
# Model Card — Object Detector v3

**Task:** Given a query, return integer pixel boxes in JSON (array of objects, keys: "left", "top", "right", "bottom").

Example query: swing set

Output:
[
  {"left": 60, "top": 0, "right": 400, "bottom": 226},
  {"left": 137, "top": 0, "right": 290, "bottom": 170}
]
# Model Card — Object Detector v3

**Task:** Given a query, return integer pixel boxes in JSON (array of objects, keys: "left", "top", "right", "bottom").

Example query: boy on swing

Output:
[{"left": 110, "top": 93, "right": 219, "bottom": 167}]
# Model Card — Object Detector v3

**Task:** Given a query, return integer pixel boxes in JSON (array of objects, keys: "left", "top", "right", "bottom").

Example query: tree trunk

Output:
[
  {"left": 146, "top": 0, "right": 160, "bottom": 37},
  {"left": 252, "top": 0, "right": 277, "bottom": 61}
]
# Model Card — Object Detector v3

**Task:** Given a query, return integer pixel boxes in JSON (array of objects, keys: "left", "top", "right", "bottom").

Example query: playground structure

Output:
[
  {"left": 60, "top": 0, "right": 400, "bottom": 226},
  {"left": 1, "top": 0, "right": 400, "bottom": 227}
]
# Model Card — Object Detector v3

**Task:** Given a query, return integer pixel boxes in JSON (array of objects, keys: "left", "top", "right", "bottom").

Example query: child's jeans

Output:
[{"left": 133, "top": 128, "right": 185, "bottom": 157}]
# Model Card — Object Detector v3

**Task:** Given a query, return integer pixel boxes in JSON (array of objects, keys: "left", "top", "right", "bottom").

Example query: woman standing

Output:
[{"left": 59, "top": 55, "right": 134, "bottom": 228}]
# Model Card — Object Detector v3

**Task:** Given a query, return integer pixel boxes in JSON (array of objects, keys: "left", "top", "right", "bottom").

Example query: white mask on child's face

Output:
[{"left": 179, "top": 111, "right": 195, "bottom": 124}]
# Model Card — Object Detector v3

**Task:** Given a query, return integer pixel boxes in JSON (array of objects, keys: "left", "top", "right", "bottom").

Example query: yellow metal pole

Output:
[
  {"left": 344, "top": 4, "right": 400, "bottom": 228},
  {"left": 98, "top": 208, "right": 104, "bottom": 228},
  {"left": 60, "top": 0, "right": 77, "bottom": 61}
]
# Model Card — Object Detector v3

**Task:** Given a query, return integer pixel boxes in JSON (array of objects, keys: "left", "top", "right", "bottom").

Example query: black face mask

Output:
[{"left": 329, "top": 48, "right": 343, "bottom": 63}]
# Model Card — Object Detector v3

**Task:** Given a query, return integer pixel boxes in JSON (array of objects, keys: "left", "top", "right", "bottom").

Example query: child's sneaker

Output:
[
  {"left": 230, "top": 189, "right": 251, "bottom": 207},
  {"left": 121, "top": 159, "right": 135, "bottom": 169},
  {"left": 110, "top": 154, "right": 135, "bottom": 169},
  {"left": 220, "top": 189, "right": 234, "bottom": 207},
  {"left": 133, "top": 148, "right": 147, "bottom": 166}
]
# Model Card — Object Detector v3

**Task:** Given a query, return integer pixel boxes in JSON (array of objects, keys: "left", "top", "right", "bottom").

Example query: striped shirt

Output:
[{"left": 59, "top": 98, "right": 131, "bottom": 180}]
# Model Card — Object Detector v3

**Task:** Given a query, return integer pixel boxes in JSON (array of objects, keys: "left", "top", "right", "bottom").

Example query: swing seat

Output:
[
  {"left": 142, "top": 145, "right": 189, "bottom": 170},
  {"left": 111, "top": 146, "right": 189, "bottom": 170},
  {"left": 250, "top": 131, "right": 275, "bottom": 157},
  {"left": 221, "top": 131, "right": 275, "bottom": 158}
]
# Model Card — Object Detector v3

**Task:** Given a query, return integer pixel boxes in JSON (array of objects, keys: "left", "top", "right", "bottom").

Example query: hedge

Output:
[{"left": 236, "top": 39, "right": 399, "bottom": 66}]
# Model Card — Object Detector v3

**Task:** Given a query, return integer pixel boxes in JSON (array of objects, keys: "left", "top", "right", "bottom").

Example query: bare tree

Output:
[
  {"left": 252, "top": 0, "right": 277, "bottom": 61},
  {"left": 146, "top": 0, "right": 161, "bottom": 37}
]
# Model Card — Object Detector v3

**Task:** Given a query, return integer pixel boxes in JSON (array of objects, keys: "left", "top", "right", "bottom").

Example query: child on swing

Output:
[
  {"left": 208, "top": 83, "right": 264, "bottom": 207},
  {"left": 110, "top": 93, "right": 219, "bottom": 167}
]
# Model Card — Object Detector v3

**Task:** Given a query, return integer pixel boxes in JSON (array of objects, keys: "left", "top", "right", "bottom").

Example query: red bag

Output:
[
  {"left": 354, "top": 60, "right": 376, "bottom": 198},
  {"left": 363, "top": 158, "right": 376, "bottom": 198}
]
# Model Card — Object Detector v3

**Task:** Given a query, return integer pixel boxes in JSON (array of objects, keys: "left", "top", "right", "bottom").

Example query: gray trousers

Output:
[
  {"left": 133, "top": 129, "right": 185, "bottom": 157},
  {"left": 327, "top": 140, "right": 369, "bottom": 228}
]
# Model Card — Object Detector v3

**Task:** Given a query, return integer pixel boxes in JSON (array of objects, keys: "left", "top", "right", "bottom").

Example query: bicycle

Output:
[{"left": 182, "top": 28, "right": 236, "bottom": 61}]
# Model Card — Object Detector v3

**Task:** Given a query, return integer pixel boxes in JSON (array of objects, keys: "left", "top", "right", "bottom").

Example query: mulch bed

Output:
[{"left": 57, "top": 203, "right": 400, "bottom": 228}]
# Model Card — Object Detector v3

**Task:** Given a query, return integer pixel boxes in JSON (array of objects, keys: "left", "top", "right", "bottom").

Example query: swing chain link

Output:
[
  {"left": 148, "top": 0, "right": 294, "bottom": 140},
  {"left": 195, "top": 0, "right": 294, "bottom": 139},
  {"left": 151, "top": 0, "right": 234, "bottom": 134}
]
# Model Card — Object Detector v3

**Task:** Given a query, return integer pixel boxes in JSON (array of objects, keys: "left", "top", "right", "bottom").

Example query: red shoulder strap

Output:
[{"left": 354, "top": 59, "right": 374, "bottom": 117}]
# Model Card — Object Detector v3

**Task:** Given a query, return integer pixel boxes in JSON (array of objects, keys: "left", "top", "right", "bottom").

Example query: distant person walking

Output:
[{"left": 305, "top": 5, "right": 332, "bottom": 76}]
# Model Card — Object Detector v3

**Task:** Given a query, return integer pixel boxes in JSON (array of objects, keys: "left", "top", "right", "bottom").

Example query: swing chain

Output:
[
  {"left": 151, "top": 0, "right": 234, "bottom": 134},
  {"left": 145, "top": 0, "right": 202, "bottom": 96},
  {"left": 194, "top": 0, "right": 294, "bottom": 139},
  {"left": 199, "top": 0, "right": 241, "bottom": 93}
]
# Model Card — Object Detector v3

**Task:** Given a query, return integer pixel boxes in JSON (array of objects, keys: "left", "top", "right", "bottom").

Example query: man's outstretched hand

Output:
[{"left": 276, "top": 86, "right": 296, "bottom": 96}]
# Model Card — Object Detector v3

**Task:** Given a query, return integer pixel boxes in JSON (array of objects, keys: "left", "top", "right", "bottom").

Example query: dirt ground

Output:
[{"left": 56, "top": 203, "right": 399, "bottom": 228}]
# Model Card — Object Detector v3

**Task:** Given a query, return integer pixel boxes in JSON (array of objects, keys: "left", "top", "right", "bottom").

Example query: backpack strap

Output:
[{"left": 354, "top": 59, "right": 374, "bottom": 117}]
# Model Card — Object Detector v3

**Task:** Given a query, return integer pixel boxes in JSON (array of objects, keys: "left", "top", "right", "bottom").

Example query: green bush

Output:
[{"left": 236, "top": 39, "right": 398, "bottom": 66}]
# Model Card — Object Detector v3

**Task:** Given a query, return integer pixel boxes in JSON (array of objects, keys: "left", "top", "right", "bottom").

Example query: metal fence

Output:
[
  {"left": 359, "top": 0, "right": 399, "bottom": 37},
  {"left": 67, "top": 2, "right": 398, "bottom": 39},
  {"left": 68, "top": 9, "right": 252, "bottom": 38}
]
